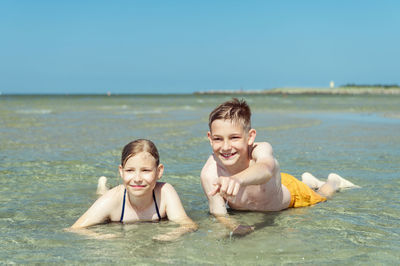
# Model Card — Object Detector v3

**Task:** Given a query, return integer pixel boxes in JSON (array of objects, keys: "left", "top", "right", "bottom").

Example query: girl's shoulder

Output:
[
  {"left": 154, "top": 182, "right": 182, "bottom": 211},
  {"left": 155, "top": 181, "right": 170, "bottom": 190},
  {"left": 106, "top": 184, "right": 125, "bottom": 194},
  {"left": 98, "top": 185, "right": 125, "bottom": 204},
  {"left": 155, "top": 182, "right": 178, "bottom": 196}
]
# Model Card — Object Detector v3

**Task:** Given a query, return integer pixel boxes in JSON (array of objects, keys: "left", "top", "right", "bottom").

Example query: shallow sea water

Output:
[{"left": 1, "top": 94, "right": 399, "bottom": 264}]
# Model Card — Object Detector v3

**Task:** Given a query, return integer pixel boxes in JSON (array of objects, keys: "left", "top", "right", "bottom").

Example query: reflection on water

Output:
[{"left": 1, "top": 94, "right": 400, "bottom": 264}]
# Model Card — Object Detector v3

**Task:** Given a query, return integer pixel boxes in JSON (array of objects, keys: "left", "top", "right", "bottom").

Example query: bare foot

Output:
[
  {"left": 327, "top": 173, "right": 360, "bottom": 190},
  {"left": 301, "top": 172, "right": 325, "bottom": 190}
]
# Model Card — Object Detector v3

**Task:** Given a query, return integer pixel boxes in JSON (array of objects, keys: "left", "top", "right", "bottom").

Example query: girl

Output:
[{"left": 70, "top": 139, "right": 198, "bottom": 241}]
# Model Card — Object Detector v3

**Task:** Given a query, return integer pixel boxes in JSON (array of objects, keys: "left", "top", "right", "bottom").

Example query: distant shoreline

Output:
[
  {"left": 194, "top": 87, "right": 400, "bottom": 95},
  {"left": 2, "top": 87, "right": 400, "bottom": 96}
]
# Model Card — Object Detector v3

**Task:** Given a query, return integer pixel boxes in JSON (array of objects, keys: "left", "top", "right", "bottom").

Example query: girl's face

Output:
[{"left": 119, "top": 151, "right": 163, "bottom": 196}]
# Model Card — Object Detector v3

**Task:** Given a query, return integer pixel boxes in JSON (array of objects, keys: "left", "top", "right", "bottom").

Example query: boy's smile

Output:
[
  {"left": 208, "top": 119, "right": 256, "bottom": 173},
  {"left": 220, "top": 152, "right": 237, "bottom": 160}
]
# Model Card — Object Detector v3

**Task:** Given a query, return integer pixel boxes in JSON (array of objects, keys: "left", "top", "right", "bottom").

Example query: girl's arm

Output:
[
  {"left": 70, "top": 187, "right": 120, "bottom": 229},
  {"left": 64, "top": 227, "right": 117, "bottom": 239},
  {"left": 153, "top": 183, "right": 198, "bottom": 241}
]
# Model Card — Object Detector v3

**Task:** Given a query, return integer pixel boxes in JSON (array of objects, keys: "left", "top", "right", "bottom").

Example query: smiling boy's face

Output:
[{"left": 208, "top": 119, "right": 256, "bottom": 171}]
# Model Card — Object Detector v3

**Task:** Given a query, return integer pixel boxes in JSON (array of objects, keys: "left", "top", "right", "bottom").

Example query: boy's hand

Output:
[
  {"left": 232, "top": 224, "right": 255, "bottom": 236},
  {"left": 209, "top": 176, "right": 241, "bottom": 198}
]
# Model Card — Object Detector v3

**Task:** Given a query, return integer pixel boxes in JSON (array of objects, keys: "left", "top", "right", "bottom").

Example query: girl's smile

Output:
[
  {"left": 119, "top": 151, "right": 164, "bottom": 196},
  {"left": 129, "top": 184, "right": 146, "bottom": 188}
]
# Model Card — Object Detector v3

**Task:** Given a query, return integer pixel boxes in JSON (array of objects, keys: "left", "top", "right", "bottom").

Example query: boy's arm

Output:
[
  {"left": 235, "top": 142, "right": 277, "bottom": 185},
  {"left": 211, "top": 142, "right": 278, "bottom": 198},
  {"left": 153, "top": 183, "right": 198, "bottom": 241},
  {"left": 201, "top": 160, "right": 253, "bottom": 235}
]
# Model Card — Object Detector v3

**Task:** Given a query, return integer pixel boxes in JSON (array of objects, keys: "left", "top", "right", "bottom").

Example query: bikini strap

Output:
[
  {"left": 120, "top": 188, "right": 126, "bottom": 223},
  {"left": 153, "top": 190, "right": 161, "bottom": 221}
]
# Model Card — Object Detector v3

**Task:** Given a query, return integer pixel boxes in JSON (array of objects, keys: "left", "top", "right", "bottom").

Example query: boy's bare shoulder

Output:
[
  {"left": 251, "top": 142, "right": 275, "bottom": 163},
  {"left": 200, "top": 155, "right": 218, "bottom": 182},
  {"left": 252, "top": 141, "right": 273, "bottom": 155},
  {"left": 253, "top": 141, "right": 273, "bottom": 150}
]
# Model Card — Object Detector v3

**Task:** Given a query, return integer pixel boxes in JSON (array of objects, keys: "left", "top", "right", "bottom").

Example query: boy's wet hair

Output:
[
  {"left": 208, "top": 98, "right": 251, "bottom": 132},
  {"left": 121, "top": 139, "right": 160, "bottom": 167}
]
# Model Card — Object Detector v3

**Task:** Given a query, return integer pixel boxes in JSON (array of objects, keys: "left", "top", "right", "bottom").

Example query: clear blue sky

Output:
[{"left": 1, "top": 0, "right": 399, "bottom": 94}]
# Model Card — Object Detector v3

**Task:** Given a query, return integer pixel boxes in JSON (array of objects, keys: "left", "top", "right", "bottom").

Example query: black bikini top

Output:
[{"left": 119, "top": 188, "right": 161, "bottom": 223}]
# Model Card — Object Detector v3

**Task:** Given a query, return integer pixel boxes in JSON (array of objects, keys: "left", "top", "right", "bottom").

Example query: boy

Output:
[{"left": 200, "top": 98, "right": 358, "bottom": 235}]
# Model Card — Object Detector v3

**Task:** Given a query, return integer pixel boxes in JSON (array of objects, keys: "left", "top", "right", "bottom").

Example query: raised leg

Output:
[
  {"left": 316, "top": 173, "right": 360, "bottom": 198},
  {"left": 301, "top": 172, "right": 326, "bottom": 190},
  {"left": 96, "top": 176, "right": 109, "bottom": 196}
]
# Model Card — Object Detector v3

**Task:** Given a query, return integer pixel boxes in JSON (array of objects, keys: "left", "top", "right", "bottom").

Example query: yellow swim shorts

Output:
[{"left": 281, "top": 172, "right": 327, "bottom": 208}]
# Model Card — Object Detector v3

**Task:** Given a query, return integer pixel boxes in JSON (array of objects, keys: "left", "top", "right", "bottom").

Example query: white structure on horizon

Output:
[{"left": 330, "top": 80, "right": 335, "bottom": 88}]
